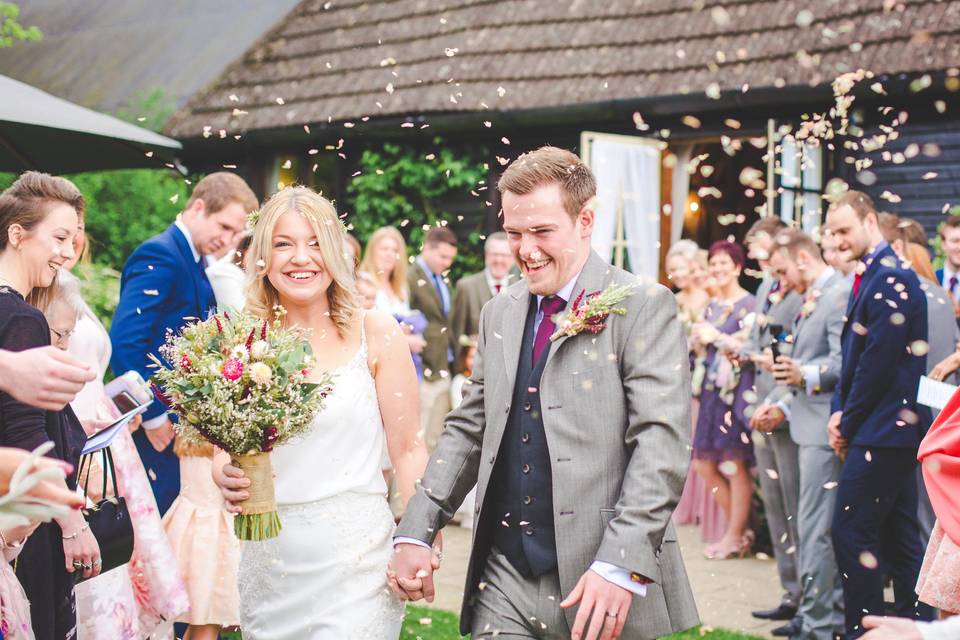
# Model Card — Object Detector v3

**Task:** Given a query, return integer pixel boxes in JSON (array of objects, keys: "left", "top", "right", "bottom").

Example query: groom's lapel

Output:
[
  {"left": 543, "top": 251, "right": 611, "bottom": 372},
  {"left": 501, "top": 283, "right": 530, "bottom": 394}
]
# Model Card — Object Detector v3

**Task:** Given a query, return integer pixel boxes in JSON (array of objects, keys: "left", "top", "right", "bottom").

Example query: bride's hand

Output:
[{"left": 214, "top": 460, "right": 250, "bottom": 513}]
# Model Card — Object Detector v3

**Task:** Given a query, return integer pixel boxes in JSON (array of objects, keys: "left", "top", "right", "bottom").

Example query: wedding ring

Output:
[
  {"left": 72, "top": 560, "right": 83, "bottom": 569},
  {"left": 606, "top": 611, "right": 618, "bottom": 618},
  {"left": 81, "top": 562, "right": 92, "bottom": 570}
]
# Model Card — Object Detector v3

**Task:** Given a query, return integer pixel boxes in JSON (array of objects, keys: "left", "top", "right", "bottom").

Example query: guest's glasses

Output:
[{"left": 51, "top": 327, "right": 74, "bottom": 345}]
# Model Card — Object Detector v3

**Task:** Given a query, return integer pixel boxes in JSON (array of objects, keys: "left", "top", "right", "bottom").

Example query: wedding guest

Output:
[
  {"left": 825, "top": 191, "right": 934, "bottom": 637},
  {"left": 690, "top": 240, "right": 756, "bottom": 560},
  {"left": 360, "top": 226, "right": 410, "bottom": 315},
  {"left": 880, "top": 212, "right": 960, "bottom": 543},
  {"left": 916, "top": 386, "right": 960, "bottom": 620},
  {"left": 343, "top": 233, "right": 361, "bottom": 270},
  {"left": 667, "top": 239, "right": 726, "bottom": 544},
  {"left": 408, "top": 226, "right": 457, "bottom": 451},
  {"left": 899, "top": 217, "right": 930, "bottom": 249},
  {"left": 0, "top": 346, "right": 94, "bottom": 411},
  {"left": 822, "top": 230, "right": 857, "bottom": 278},
  {"left": 205, "top": 233, "right": 252, "bottom": 313},
  {"left": 936, "top": 216, "right": 960, "bottom": 308},
  {"left": 861, "top": 614, "right": 960, "bottom": 639},
  {"left": 736, "top": 217, "right": 805, "bottom": 632},
  {"left": 929, "top": 348, "right": 960, "bottom": 383},
  {"left": 0, "top": 171, "right": 98, "bottom": 640},
  {"left": 110, "top": 173, "right": 256, "bottom": 515},
  {"left": 162, "top": 436, "right": 240, "bottom": 640},
  {"left": 55, "top": 225, "right": 189, "bottom": 638},
  {"left": 764, "top": 229, "right": 851, "bottom": 640},
  {"left": 355, "top": 270, "right": 378, "bottom": 311},
  {"left": 450, "top": 231, "right": 514, "bottom": 363},
  {"left": 450, "top": 336, "right": 478, "bottom": 529}
]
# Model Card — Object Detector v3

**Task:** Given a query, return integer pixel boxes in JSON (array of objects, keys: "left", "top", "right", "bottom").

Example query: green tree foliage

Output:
[
  {"left": 0, "top": 2, "right": 40, "bottom": 48},
  {"left": 346, "top": 140, "right": 491, "bottom": 282}
]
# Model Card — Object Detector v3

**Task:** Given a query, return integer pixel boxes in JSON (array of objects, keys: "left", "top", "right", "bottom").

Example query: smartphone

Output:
[{"left": 768, "top": 323, "right": 784, "bottom": 362}]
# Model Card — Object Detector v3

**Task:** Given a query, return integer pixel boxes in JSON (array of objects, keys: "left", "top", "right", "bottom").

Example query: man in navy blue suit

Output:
[
  {"left": 110, "top": 172, "right": 257, "bottom": 514},
  {"left": 824, "top": 190, "right": 934, "bottom": 638}
]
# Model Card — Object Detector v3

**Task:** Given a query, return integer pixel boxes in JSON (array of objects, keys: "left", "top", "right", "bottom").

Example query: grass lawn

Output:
[{"left": 223, "top": 606, "right": 765, "bottom": 639}]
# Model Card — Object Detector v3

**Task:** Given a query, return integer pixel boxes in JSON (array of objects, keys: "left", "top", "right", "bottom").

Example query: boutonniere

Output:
[
  {"left": 549, "top": 282, "right": 638, "bottom": 341},
  {"left": 767, "top": 289, "right": 784, "bottom": 306},
  {"left": 799, "top": 289, "right": 822, "bottom": 319}
]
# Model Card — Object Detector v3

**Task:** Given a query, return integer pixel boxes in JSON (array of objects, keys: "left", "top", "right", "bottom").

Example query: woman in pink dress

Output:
[
  {"left": 667, "top": 240, "right": 727, "bottom": 543},
  {"left": 916, "top": 387, "right": 960, "bottom": 617},
  {"left": 61, "top": 224, "right": 189, "bottom": 639}
]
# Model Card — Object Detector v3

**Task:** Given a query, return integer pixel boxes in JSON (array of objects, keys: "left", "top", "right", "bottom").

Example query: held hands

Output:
[
  {"left": 386, "top": 536, "right": 443, "bottom": 603},
  {"left": 560, "top": 569, "right": 633, "bottom": 640},
  {"left": 771, "top": 356, "right": 803, "bottom": 386},
  {"left": 827, "top": 411, "right": 847, "bottom": 459},
  {"left": 750, "top": 404, "right": 785, "bottom": 433}
]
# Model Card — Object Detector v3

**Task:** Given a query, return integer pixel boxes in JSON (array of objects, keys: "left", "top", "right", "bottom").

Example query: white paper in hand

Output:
[
  {"left": 81, "top": 408, "right": 141, "bottom": 455},
  {"left": 917, "top": 376, "right": 958, "bottom": 411}
]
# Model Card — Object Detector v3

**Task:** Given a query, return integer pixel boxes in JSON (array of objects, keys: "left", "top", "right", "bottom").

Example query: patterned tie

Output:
[{"left": 532, "top": 296, "right": 566, "bottom": 364}]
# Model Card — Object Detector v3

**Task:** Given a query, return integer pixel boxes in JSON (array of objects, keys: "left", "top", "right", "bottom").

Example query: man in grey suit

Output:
[
  {"left": 739, "top": 217, "right": 805, "bottom": 633},
  {"left": 450, "top": 231, "right": 515, "bottom": 368},
  {"left": 763, "top": 229, "right": 850, "bottom": 640},
  {"left": 388, "top": 146, "right": 698, "bottom": 640}
]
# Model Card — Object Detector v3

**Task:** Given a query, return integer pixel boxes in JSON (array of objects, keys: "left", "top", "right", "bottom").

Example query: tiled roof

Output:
[{"left": 166, "top": 0, "right": 960, "bottom": 138}]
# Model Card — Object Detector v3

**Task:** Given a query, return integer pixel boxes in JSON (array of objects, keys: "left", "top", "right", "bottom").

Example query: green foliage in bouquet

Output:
[{"left": 149, "top": 308, "right": 334, "bottom": 539}]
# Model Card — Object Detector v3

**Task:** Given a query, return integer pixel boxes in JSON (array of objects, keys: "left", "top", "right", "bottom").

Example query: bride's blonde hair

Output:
[{"left": 245, "top": 186, "right": 357, "bottom": 337}]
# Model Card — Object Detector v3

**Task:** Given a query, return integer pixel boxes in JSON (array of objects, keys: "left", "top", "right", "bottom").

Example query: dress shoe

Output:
[
  {"left": 771, "top": 617, "right": 802, "bottom": 637},
  {"left": 751, "top": 603, "right": 798, "bottom": 621}
]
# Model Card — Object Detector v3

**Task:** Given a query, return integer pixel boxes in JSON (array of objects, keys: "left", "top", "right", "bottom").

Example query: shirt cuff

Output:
[
  {"left": 589, "top": 561, "right": 648, "bottom": 597},
  {"left": 802, "top": 365, "right": 821, "bottom": 395},
  {"left": 775, "top": 400, "right": 791, "bottom": 421},
  {"left": 142, "top": 415, "right": 168, "bottom": 430},
  {"left": 393, "top": 536, "right": 432, "bottom": 550}
]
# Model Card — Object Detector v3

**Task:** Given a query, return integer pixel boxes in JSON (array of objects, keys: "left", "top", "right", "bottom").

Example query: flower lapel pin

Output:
[{"left": 549, "top": 281, "right": 638, "bottom": 342}]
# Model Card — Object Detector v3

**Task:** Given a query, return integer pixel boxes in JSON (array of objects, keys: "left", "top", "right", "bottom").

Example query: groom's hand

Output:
[
  {"left": 560, "top": 570, "right": 632, "bottom": 640},
  {"left": 386, "top": 542, "right": 436, "bottom": 603}
]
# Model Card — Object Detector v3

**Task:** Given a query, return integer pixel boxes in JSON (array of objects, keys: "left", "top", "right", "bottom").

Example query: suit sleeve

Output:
[
  {"left": 815, "top": 284, "right": 850, "bottom": 395},
  {"left": 450, "top": 278, "right": 468, "bottom": 347},
  {"left": 393, "top": 299, "right": 489, "bottom": 544},
  {"left": 594, "top": 285, "right": 691, "bottom": 584},
  {"left": 839, "top": 274, "right": 925, "bottom": 441},
  {"left": 109, "top": 244, "right": 179, "bottom": 421}
]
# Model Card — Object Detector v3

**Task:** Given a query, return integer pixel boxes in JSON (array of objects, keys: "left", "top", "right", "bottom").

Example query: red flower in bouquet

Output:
[
  {"left": 179, "top": 354, "right": 192, "bottom": 371},
  {"left": 223, "top": 358, "right": 244, "bottom": 381}
]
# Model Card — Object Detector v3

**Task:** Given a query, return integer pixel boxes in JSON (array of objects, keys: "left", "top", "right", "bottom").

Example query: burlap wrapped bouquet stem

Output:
[{"left": 231, "top": 452, "right": 281, "bottom": 540}]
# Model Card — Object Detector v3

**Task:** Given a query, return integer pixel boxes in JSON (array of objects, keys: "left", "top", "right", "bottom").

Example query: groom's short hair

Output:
[{"left": 497, "top": 146, "right": 596, "bottom": 220}]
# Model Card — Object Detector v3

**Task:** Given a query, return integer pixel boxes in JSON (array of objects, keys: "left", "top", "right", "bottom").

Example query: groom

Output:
[{"left": 389, "top": 146, "right": 698, "bottom": 639}]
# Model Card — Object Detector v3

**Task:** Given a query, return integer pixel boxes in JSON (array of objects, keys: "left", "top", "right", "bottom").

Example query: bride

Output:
[{"left": 213, "top": 186, "right": 431, "bottom": 639}]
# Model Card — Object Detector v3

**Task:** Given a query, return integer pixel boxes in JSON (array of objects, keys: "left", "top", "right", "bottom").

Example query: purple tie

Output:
[
  {"left": 950, "top": 275, "right": 958, "bottom": 296},
  {"left": 533, "top": 295, "right": 566, "bottom": 364}
]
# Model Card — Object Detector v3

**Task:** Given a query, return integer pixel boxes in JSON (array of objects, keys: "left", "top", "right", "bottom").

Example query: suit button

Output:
[
  {"left": 523, "top": 495, "right": 534, "bottom": 505},
  {"left": 522, "top": 463, "right": 532, "bottom": 474},
  {"left": 524, "top": 402, "right": 532, "bottom": 411},
  {"left": 489, "top": 455, "right": 496, "bottom": 464},
  {"left": 521, "top": 433, "right": 531, "bottom": 444},
  {"left": 525, "top": 525, "right": 536, "bottom": 536}
]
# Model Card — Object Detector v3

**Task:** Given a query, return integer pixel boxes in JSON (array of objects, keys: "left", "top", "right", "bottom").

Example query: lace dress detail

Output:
[{"left": 238, "top": 315, "right": 403, "bottom": 639}]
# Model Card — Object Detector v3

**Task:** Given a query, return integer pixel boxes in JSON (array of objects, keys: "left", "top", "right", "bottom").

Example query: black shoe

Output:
[
  {"left": 752, "top": 604, "right": 798, "bottom": 621},
  {"left": 772, "top": 617, "right": 802, "bottom": 637}
]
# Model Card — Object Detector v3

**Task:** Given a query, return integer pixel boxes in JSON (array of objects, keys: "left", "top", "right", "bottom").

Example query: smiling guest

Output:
[
  {"left": 0, "top": 171, "right": 96, "bottom": 640},
  {"left": 110, "top": 172, "right": 258, "bottom": 515}
]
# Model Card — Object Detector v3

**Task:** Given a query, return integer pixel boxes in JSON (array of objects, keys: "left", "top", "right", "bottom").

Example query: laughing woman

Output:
[
  {"left": 0, "top": 172, "right": 96, "bottom": 640},
  {"left": 213, "top": 187, "right": 431, "bottom": 639}
]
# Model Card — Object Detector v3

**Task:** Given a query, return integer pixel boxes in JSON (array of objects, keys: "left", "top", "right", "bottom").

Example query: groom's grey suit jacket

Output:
[
  {"left": 766, "top": 270, "right": 851, "bottom": 446},
  {"left": 396, "top": 251, "right": 699, "bottom": 638}
]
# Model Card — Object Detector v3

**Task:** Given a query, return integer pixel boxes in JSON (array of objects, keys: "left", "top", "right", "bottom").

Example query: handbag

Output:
[{"left": 76, "top": 446, "right": 134, "bottom": 580}]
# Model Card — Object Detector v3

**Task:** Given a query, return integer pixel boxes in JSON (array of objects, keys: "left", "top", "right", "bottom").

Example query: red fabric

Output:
[
  {"left": 495, "top": 284, "right": 502, "bottom": 294},
  {"left": 533, "top": 296, "right": 565, "bottom": 364},
  {"left": 918, "top": 387, "right": 960, "bottom": 546},
  {"left": 853, "top": 272, "right": 862, "bottom": 298}
]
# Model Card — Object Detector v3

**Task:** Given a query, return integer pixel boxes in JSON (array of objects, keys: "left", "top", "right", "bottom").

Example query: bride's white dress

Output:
[{"left": 238, "top": 321, "right": 404, "bottom": 639}]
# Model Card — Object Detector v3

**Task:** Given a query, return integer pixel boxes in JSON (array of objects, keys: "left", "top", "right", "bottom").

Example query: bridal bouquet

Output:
[{"left": 149, "top": 309, "right": 333, "bottom": 541}]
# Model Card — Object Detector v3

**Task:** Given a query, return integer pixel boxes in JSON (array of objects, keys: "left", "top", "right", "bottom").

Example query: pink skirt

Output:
[
  {"left": 673, "top": 398, "right": 727, "bottom": 544},
  {"left": 917, "top": 520, "right": 960, "bottom": 614}
]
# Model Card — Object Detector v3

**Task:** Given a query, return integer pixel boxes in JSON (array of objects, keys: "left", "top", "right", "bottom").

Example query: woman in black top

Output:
[{"left": 0, "top": 171, "right": 100, "bottom": 640}]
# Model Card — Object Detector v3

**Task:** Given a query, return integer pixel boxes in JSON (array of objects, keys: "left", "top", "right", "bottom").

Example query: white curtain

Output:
[
  {"left": 670, "top": 144, "right": 693, "bottom": 244},
  {"left": 588, "top": 137, "right": 662, "bottom": 281}
]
